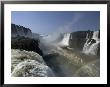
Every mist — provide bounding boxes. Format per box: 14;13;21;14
41;13;84;46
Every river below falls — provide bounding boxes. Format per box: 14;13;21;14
43;47;100;77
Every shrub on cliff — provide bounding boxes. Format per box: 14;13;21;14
11;36;43;56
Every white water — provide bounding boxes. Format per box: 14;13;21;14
59;33;70;47
83;31;100;55
11;49;55;77
12;60;55;77
92;31;99;41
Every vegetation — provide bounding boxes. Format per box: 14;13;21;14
11;36;43;56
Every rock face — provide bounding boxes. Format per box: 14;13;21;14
11;24;44;56
11;23;41;39
11;49;55;77
11;36;43;56
68;30;100;56
57;30;100;56
82;31;100;56
69;31;93;51
11;24;32;37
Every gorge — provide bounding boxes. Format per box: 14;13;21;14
11;24;100;77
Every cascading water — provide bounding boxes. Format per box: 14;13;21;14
82;31;100;55
11;49;55;77
92;31;99;40
11;23;100;77
59;33;70;47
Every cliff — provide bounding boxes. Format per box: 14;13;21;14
57;30;99;56
69;31;94;51
11;24;32;37
11;36;43;56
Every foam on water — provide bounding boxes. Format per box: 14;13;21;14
12;60;55;77
11;49;55;77
83;31;100;55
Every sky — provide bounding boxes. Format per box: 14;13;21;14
11;11;100;35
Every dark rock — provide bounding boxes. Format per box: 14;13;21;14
11;24;32;37
87;39;96;45
98;30;100;39
69;31;93;51
11;36;43;56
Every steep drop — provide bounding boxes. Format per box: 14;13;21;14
82;31;100;55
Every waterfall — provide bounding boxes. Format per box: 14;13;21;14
82;31;100;55
59;33;70;47
92;31;99;40
12;60;55;77
11;49;55;77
